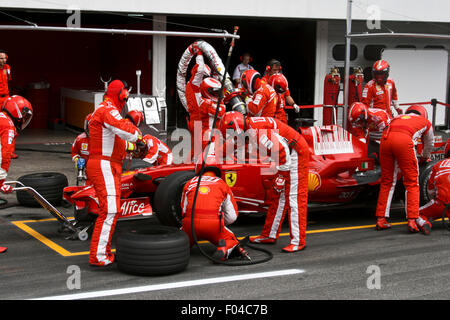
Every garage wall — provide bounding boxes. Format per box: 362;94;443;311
0;23;153;124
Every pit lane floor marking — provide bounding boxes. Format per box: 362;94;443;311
32;269;305;300
11;218;417;257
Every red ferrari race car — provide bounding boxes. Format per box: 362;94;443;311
63;40;447;231
63;120;447;229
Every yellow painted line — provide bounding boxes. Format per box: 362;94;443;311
11;217;418;257
12;221;73;257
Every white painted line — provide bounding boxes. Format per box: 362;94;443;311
32;269;304;300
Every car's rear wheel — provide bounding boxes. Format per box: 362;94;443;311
418;160;439;206
153;171;195;228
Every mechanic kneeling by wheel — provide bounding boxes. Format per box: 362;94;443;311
416;141;450;235
180;150;250;261
220;112;310;253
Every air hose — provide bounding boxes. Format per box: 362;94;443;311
189;27;273;266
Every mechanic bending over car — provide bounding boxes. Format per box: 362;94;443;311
86;79;147;267
125;109;174;166
240;69;277;118
375;104;434;233
220;112;310;253
180;150;250;261
0;95;34;254
416;141;450;235
347;102;391;162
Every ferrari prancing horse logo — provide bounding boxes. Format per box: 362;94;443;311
225;171;237;187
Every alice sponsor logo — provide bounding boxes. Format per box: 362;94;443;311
121;200;145;216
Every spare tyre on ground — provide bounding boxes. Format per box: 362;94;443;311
115;225;190;276
16;172;68;207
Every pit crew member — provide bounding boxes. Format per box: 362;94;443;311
220;112;310;252
0;50;11;108
348;102;391;142
261;59;300;113
86;80;146;266
375;104;434;232
240;69;277;118
195;77;226;152
361;60;402;118
185;45;211;136
0;95;33;253
181;152;249;261
71;113;92;180
416;142;450;235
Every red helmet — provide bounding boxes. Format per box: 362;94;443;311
2;95;33;131
200;77;222;101
106;80;129;110
126;110;144;127
348;102;369;127
268;73;288;94
372;60;390;85
240;69;261;95
445;139;450;158
191;64;211;78
219;111;245;137
405;104;428;119
195;150;221;177
84;112;93;136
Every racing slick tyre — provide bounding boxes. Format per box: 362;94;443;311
115;225;190;276
153;170;196;228
16;172;68;207
419;160;439;206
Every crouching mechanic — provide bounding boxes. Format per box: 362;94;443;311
375;104;434;232
87;80;147;266
125;110;173;166
181;151;249;261
0;95;33;254
220;112;310;252
416;141;450;235
240;69;277;118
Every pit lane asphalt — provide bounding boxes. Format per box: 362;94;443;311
1;130;450;301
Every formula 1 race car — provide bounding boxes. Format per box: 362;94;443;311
62;120;447;229
63;40;447;230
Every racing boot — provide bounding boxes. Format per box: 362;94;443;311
282;244;306;253
375;217;391;230
407;219;420;233
416;217;432;235
0;246;7;253
212;239;228;261
230;235;251;261
249;235;276;244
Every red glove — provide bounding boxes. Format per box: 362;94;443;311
0;184;13;194
273;171;289;193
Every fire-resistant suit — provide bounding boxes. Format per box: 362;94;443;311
375;114;434;221
246;83;278;118
181;174;240;257
349;108;391;142
0;111;16;185
87;94;141;266
186;52;208;135
142;134;173;166
361;79;399;118
71;132;90;162
0;64;11;107
418;158;450;224
247;117;310;252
